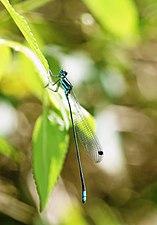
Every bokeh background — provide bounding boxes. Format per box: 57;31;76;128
1;0;157;224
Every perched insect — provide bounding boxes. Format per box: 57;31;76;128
45;69;104;203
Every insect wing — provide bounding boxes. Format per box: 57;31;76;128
70;91;103;163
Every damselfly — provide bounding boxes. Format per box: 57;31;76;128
45;69;104;203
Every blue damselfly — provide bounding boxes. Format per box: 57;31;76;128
45;69;104;203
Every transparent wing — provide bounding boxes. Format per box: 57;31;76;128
69;91;104;163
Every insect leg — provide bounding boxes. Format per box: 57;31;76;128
46;81;60;92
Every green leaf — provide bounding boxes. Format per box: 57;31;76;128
0;0;53;24
83;0;139;39
0;45;11;79
15;52;44;98
0;0;48;71
0;39;50;94
32;112;69;211
0;39;67;115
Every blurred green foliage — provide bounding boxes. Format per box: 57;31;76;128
1;0;157;225
82;0;139;39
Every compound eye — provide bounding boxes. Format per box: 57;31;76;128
59;69;64;75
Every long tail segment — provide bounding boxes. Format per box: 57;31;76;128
66;94;86;203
